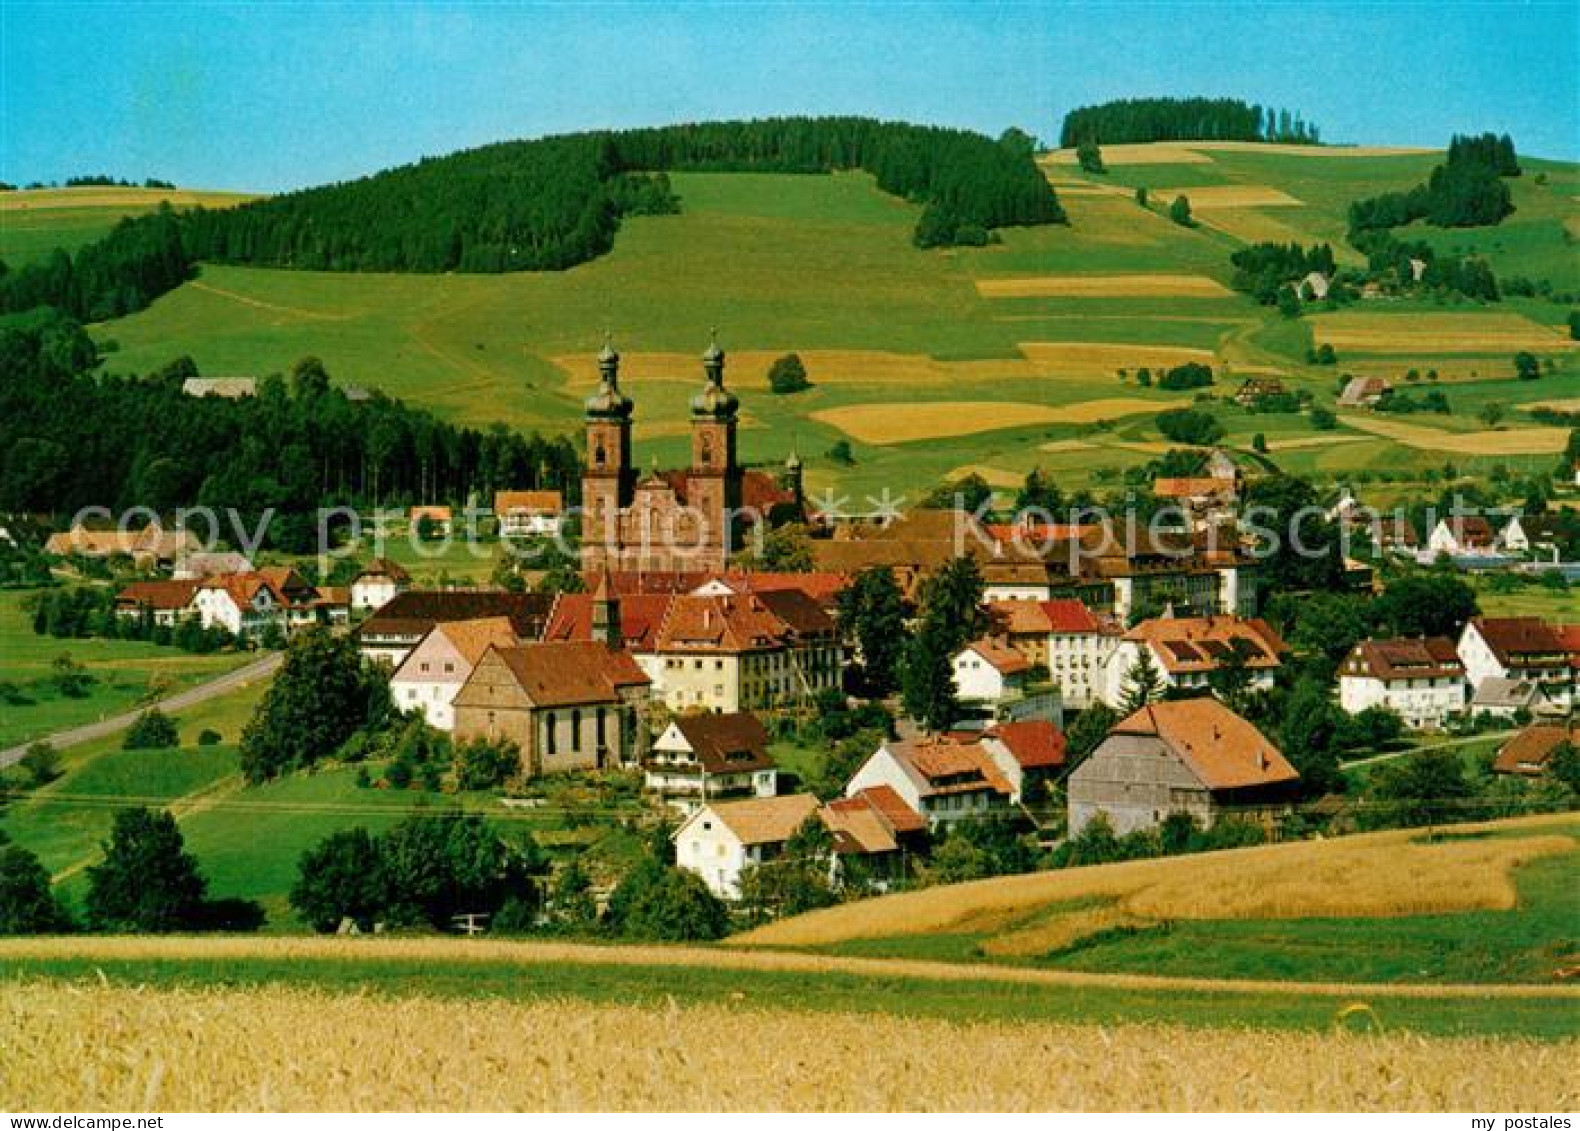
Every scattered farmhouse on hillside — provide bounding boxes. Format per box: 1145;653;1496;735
1337;376;1389;408
44;524;199;568
1427;516;1497;557
1067;699;1300;836
181;377;256;398
1457;616;1579;712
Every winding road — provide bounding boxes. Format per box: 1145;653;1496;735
0;652;282;770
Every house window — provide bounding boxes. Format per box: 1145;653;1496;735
596;707;607;749
571;709;582;752
546;712;557;757
444;662;454;674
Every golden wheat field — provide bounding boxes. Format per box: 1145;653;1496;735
811;398;1162;444
3;981;1573;1112
1308;311;1576;353
946;464;1026;488
737;816;1578;950
1016;340;1218;373
550;349;1035;389
1151;185;1304;209
1338;415;1573;454
1043;144;1216;165
0;187;261;211
974;274;1231;298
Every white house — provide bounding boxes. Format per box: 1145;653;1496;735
1100;614;1285;707
1458;616;1578;711
643;712;778;812
673;793;821;900
952;637;1031;703
844;738;1011;829
1427;516;1497;557
1337;638;1466;730
389;616;520;731
1498;514;1567;558
351;558;411;613
114;580;201;627
495;490;565;539
191;574;285;637
978;720;1066;804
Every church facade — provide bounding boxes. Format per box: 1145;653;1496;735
581;337;806;572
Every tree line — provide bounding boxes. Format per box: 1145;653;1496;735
1348;133;1519;234
1059;98;1320;147
0;118;1065;324
0;308;579;550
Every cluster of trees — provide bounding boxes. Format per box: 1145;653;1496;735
29;586;237;654
1376;388;1452;415
2;119;1065;323
900;557;989;732
1156;361;1214;391
1059;98;1321;147
1228;241;1337;304
1155;406;1224;446
1349;133;1519;234
61;175;177;189
0;311;578;542
767;353;812;395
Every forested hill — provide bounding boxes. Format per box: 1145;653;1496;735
1060;97;1321;147
0;117;1065;323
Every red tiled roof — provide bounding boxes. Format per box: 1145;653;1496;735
115;579;201;611
1471;617;1576;663
848;784;927;834
542;592;674;650
1344;637;1463;682
960;637;1032;675
1493;724;1578;776
989;719;1067;770
1125;615;1285;675
1042;598;1106;634
494;489;563;515
488;641;649;708
1154;477;1235;500
1114;699;1299;792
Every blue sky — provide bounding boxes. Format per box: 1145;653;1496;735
3;2;1576;190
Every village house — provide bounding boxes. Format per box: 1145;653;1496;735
1296;271;1330;302
977;719;1066;804
1427;516;1498;557
181;377;256;398
820;787;927;890
1468;677;1558;721
1498;513;1570;558
351;558;412;612
952;637;1032;704
494;490;565;539
1100;614;1285;707
191;573;286;637
354;589;552;667
844;738;1012;829
1234;376;1287;407
44;524;199;569
389;616;520;731
673;793;822;900
408;505;453;537
1492;723;1578;777
172;551;254;580
1337;376;1389;408
1150;476;1239;533
1457;616;1579;711
451;641;651;777
1337;637;1467;730
643;589;840;714
643;711;778;812
1068;698;1301;836
113;579;202;627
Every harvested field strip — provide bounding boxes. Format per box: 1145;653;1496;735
811;398;1164;445
1308;312;1575;353
1518;398;1580;412
974;275;1230;298
5;981;1573;1112
1338;416;1572;455
1263;434;1369;451
552;350;1034;389
1038;439;1098;453
0;187;260;211
1152;185;1303;209
737;816;1578;949
945;465;1025;488
1017;341;1217;372
3;934;1578;1002
1183;141;1435;157
1042;145;1215;165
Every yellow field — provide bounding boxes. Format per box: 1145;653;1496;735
946;464;1025;488
974;274;1230;298
1339;416;1573;454
1309;311;1576;354
551;349;1033;389
1186;141;1435;157
1263;434;1370;451
1017;341;1217;373
1153;185;1304;209
6;981;1570;1112
1341;357;1524;381
0;186;260;211
1038;438;1098;453
811;398;1163;444
1042;144;1215;165
1519;397;1580;412
738;815;1577;950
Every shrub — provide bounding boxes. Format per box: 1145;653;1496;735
123;709;179;750
18;743;61;787
196;728;223;746
84;808;207;932
1155;407;1224;446
767;353;812;395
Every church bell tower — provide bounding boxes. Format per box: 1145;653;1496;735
582;336;634;567
688;331;742;566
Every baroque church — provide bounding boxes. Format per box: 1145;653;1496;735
581;336;807;572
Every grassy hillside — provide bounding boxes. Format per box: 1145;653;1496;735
0;187;258;267
26;145;1580;497
738;814;1580;985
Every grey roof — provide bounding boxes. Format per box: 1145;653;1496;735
1470;677;1549;709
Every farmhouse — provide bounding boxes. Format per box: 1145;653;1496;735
1337;637;1466;729
1234;376;1287;406
172;551;254;580
1498;513;1570;557
44;524;198;568
844;738;1012;829
451;641;650;776
190;573;286;637
389;616;520;731
674;793;822;900
644;711;778;812
820;788;926;888
978;719;1067;804
350;558;411;612
354;590;552;667
1337;376;1389;408
1457;616;1579;711
1492;723;1578;777
1151;476;1238;531
1468;677;1557;721
113;579;202;627
952;637;1031;704
495;489;564;539
1427;516;1497;557
181;377;255;398
1067;698;1300;836
581;337;807;573
1100;614;1285;707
